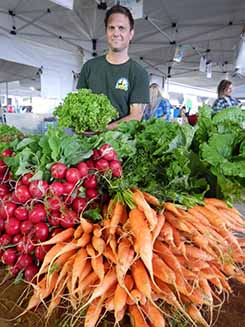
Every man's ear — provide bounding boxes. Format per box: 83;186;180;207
130;29;135;41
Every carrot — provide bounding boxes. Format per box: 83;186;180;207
37;242;65;277
109;200;125;237
78;259;92;282
86;269;117;306
92;235;105;255
143;301;166;327
133;189;158;230
77;232;91;247
80;217;94;233
194;204;225;228
142;191;160;207
152;254;176;285
109;235;117;256
131;259;152;300
47;240;81;276
188;207;212;227
184;245;215;261
153;240;183;273
71;248;88;293
204;197;229;209
130;289;146;305
37;227;74;246
104;244;117;264
187;304;209;327
21;271;59;316
114;275;134;322
73;224;84;239
54;254;76;293
129;304;149;327
76;271;99;299
116;238;135;287
152;213;165;244
86;244;105;282
129;208;154;280
84;297;104;327
159;221;175;246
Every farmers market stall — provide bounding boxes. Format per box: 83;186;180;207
0;88;244;326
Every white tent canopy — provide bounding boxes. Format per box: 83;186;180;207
0;0;244;97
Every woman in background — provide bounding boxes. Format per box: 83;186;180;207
142;83;172;121
212;79;241;112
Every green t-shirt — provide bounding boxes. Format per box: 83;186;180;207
77;55;149;119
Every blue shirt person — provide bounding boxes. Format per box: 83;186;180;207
143;83;172;121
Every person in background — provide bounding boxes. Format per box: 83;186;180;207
142;83;172;121
212;79;241;112
77;4;149;129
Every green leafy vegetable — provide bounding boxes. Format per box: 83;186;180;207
53;89;118;133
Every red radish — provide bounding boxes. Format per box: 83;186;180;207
72;197;87;213
86;188;99;199
0;160;7;176
34;244;51;261
12;233;22;244
14;184;32;203
77;162;88;177
29;204;47;224
95;159;109;172
109;160;122;177
0;234;12;246
51;162;67;179
14;206;28;221
48;211;61;226
83;175;97;189
0;184;9;197
49;181;64;197
10;265;20;276
20;220;33;235
24;265;39;281
17;236;34;254
16;254;33;269
2;249;17;266
35;222;49;241
63;182;75;195
0;201;17;219
86;160;95;170
5;217;20;235
92;149;101;161
65;168;81;184
99;144;117;161
60;210;77;228
0;218;4;231
29;180;48;199
47;198;61;211
1;149;13;157
21;172;33;185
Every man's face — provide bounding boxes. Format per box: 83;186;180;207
106;13;134;53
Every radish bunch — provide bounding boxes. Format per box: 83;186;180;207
0;143;122;281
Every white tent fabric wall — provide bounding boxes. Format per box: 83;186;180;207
0;34;82;100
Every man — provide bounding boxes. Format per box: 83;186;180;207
77;5;149;129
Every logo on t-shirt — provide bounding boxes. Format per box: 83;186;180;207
115;78;129;91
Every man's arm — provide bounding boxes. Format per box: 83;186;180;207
107;103;145;130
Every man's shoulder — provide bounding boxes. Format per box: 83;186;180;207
129;58;147;73
83;55;106;67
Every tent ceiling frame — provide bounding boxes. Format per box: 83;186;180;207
15;9;52;33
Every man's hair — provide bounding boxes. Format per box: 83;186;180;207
217;79;232;97
104;5;134;31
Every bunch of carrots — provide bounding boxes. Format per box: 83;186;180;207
17;189;244;327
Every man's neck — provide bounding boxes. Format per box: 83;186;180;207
106;50;129;65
